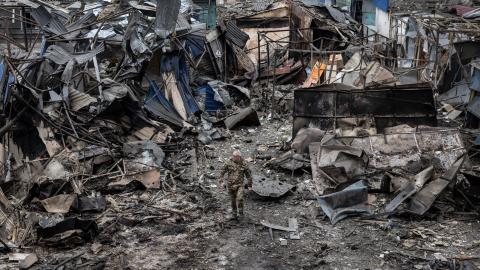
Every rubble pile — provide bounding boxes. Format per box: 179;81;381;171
0;0;479;268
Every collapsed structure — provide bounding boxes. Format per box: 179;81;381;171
0;0;479;268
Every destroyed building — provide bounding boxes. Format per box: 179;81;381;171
0;0;479;269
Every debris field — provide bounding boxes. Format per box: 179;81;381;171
0;0;479;269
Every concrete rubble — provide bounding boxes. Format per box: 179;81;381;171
0;0;479;269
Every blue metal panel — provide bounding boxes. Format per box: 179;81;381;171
160;54;200;117
195;85;224;112
145;79;178;115
183;34;206;59
0;58;14;110
373;0;389;12
144;79;185;128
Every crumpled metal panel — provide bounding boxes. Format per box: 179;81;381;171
225;21;250;48
160;54;200;117
31;6;68;36
408;155;466;215
44;43;105;65
348;129;465;170
253;175;294;198
384;166;433;213
317;181;372;225
144;79;184;130
176;14;192;32
155;0;181;38
68;11;96;30
325;5;346;23
316;145;368;178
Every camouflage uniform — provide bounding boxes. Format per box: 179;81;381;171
220;158;253;217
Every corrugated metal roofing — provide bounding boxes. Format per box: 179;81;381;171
252;0;273;11
31;6;68;36
225;21;250;48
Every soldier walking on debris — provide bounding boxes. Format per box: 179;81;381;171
220;150;253;220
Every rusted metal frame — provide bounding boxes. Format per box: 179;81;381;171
172;37;196;67
257;32;261;78
309;43;313;74
141;16;158;40
333;91;337;130
223;33;227;81
0;107;28;138
433;29;440;91
272;47;277;113
319;38;324;85
88;21;106;48
89;40;103;99
63;101;79;138
14;91;107;146
24;31;41;61
270;47;351;55
257;27;315;34
247;31;348;54
0;33;27;51
266;36;271;101
373;52;437;62
0;6;39;27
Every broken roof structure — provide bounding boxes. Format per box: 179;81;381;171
0;0;479;268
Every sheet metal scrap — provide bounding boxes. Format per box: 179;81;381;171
155;0;181;38
253;175;294;198
317;181;372;225
384;166;434;213
339;128;465;171
224;21;250;48
223;107;260;129
408;155;466;215
37;217;98;247
315;144;369;178
269;151;307;171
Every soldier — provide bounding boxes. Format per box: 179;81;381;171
220;150;253;219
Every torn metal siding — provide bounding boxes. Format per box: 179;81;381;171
30;6;68;36
155;0;181;38
160;54;200;118
44;43;105;65
144;80;185;129
176;14;193;33
292;84;437;137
